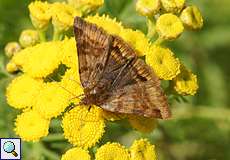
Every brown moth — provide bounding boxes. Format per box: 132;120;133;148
74;16;171;119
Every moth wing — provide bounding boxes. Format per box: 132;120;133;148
74;16;112;90
101;80;171;119
101;36;171;119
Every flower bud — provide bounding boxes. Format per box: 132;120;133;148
29;1;51;30
161;0;185;13
67;0;104;14
6;61;19;73
19;29;39;48
4;42;21;58
136;0;161;17
156;13;184;40
50;2;81;32
180;5;203;30
173;64;198;95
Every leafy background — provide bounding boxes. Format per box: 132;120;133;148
0;0;230;159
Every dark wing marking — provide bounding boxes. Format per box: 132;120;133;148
74;16;112;91
101;80;171;119
100;36;171;119
74;17;171;119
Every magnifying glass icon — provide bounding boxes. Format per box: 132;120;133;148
3;141;18;157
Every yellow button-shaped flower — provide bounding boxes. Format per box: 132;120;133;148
161;0;185;13
61;147;91;160
29;1;51;30
14;41;63;78
6;74;43;109
120;28;150;56
50;2;81;32
34;82;70;119
173;64;198;95
146;45;181;80
130;139;157;160
62;106;105;149
180;5;203;30
95;143;130;160
86;14;123;35
67;0;104;13
136;0;161;16
15;110;50;141
156;13;184;40
60;37;78;69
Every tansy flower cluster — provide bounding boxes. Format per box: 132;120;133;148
4;0;203;159
135;0;202;94
61;139;156;160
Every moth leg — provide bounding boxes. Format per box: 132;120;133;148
65;102;82;112
87;105;92;111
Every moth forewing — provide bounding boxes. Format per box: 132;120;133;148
74;16;171;119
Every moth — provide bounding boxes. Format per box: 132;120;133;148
74;16;171;119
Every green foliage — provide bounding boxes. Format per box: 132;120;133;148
0;0;229;159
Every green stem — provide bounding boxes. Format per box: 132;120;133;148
147;17;156;39
53;28;63;41
42;133;64;142
38;30;46;42
38;142;60;160
41;147;60;160
154;36;164;45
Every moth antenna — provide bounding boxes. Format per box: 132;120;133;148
68;94;84;101
56;72;82;87
45;76;78;97
68;77;82;87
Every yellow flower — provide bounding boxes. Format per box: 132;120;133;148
61;37;78;69
15;110;50;141
59;37;83;103
6;74;43;109
34;83;70;119
85;14;123;35
61;147;91;160
180;5;204;30
13;41;63;78
60;68;83;104
130;139;157;160
28;1;51;30
120;29;150;56
86;15;150;57
173;64;198;95
146;45;180;80
128;115;157;133
156;13;184;40
50;2;82;32
4;42;21;58
6;61;19;73
95;142;130;160
19;29;39;48
136;0;161;17
161;0;185;13
67;0;104;14
11;46;31;67
62;106;105;149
